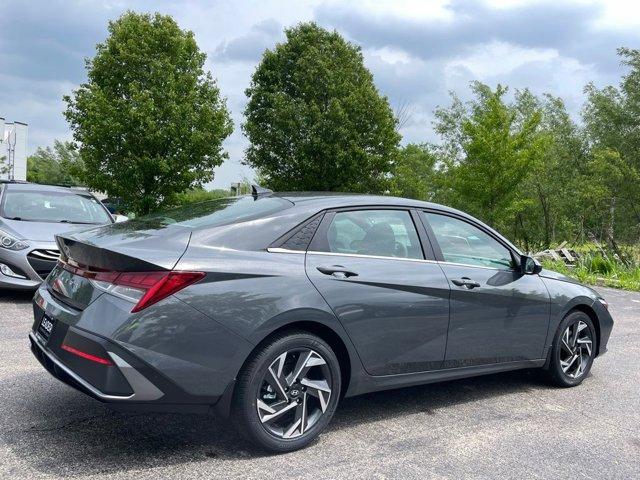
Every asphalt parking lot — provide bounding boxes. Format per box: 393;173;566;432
0;287;638;479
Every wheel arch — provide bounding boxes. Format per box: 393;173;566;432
247;320;353;398
543;297;602;369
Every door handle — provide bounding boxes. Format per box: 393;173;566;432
451;277;481;289
316;265;359;278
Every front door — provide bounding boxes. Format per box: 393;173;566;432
305;209;450;376
421;212;550;368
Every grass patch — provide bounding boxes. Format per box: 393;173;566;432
541;249;640;292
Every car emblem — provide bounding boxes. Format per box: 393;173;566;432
289;389;300;397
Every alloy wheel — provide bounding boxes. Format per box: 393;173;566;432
256;348;332;439
559;320;593;379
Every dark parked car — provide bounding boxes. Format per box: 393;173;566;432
30;189;613;452
0;181;113;289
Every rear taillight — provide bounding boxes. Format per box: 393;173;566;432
123;271;206;313
60;262;205;312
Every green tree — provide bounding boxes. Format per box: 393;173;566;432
389;144;439;201
513;91;587;248
578;149;637;242
64;12;233;215
583;47;640;242
243;22;400;192
27;140;84;185
433;82;545;230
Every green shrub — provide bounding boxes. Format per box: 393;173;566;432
173;188;230;206
583;254;615;275
541;249;640;292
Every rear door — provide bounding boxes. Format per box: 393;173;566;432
420;211;550;367
305;208;450;376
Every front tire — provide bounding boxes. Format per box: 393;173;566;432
544;311;597;387
232;331;341;453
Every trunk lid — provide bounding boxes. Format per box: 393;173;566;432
48;222;192;310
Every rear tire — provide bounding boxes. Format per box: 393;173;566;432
232;331;341;453
544;311;597;387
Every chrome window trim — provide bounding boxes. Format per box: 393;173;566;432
306;250;437;264
267;247;305;254
268;247;516;271
437;260;514;272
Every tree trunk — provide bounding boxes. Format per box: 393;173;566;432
607;196;616;244
535;184;551;248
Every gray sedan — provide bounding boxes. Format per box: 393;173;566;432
0;181;113;289
29;189;613;453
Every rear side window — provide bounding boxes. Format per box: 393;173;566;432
423;212;513;269
143;196;293;228
319;210;423;260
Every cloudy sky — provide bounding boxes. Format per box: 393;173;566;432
1;0;639;187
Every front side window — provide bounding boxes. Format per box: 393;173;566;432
424;212;513;269
322;209;423;259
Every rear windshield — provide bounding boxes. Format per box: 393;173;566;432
142;196;293;228
1;189;112;224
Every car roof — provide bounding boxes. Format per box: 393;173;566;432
2;182;93;195
276;192;460;214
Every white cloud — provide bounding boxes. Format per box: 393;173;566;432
446;41;559;78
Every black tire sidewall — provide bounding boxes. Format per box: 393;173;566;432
550;311;597;387
234;332;342;453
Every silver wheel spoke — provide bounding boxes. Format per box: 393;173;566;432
301;378;331;412
258;399;298;424
561;354;578;373
561;337;573;354
288;350;326;386
283;418;302;438
577;338;592;355
266;352;289;399
288;350;313;386
284;392;309;438
577;352;584;376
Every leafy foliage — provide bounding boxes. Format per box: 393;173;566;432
431;82;546;231
243;22;400;193
64;12;233;215
27;140;84;186
172;187;230;206
389;144;439;201
392;49;640;252
582;47;640;242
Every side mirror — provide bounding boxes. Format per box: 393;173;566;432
521;255;542;275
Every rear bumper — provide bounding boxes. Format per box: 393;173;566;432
30;332;162;402
29;327;225;415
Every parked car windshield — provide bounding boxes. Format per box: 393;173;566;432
142;195;293;228
1;189;112;224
